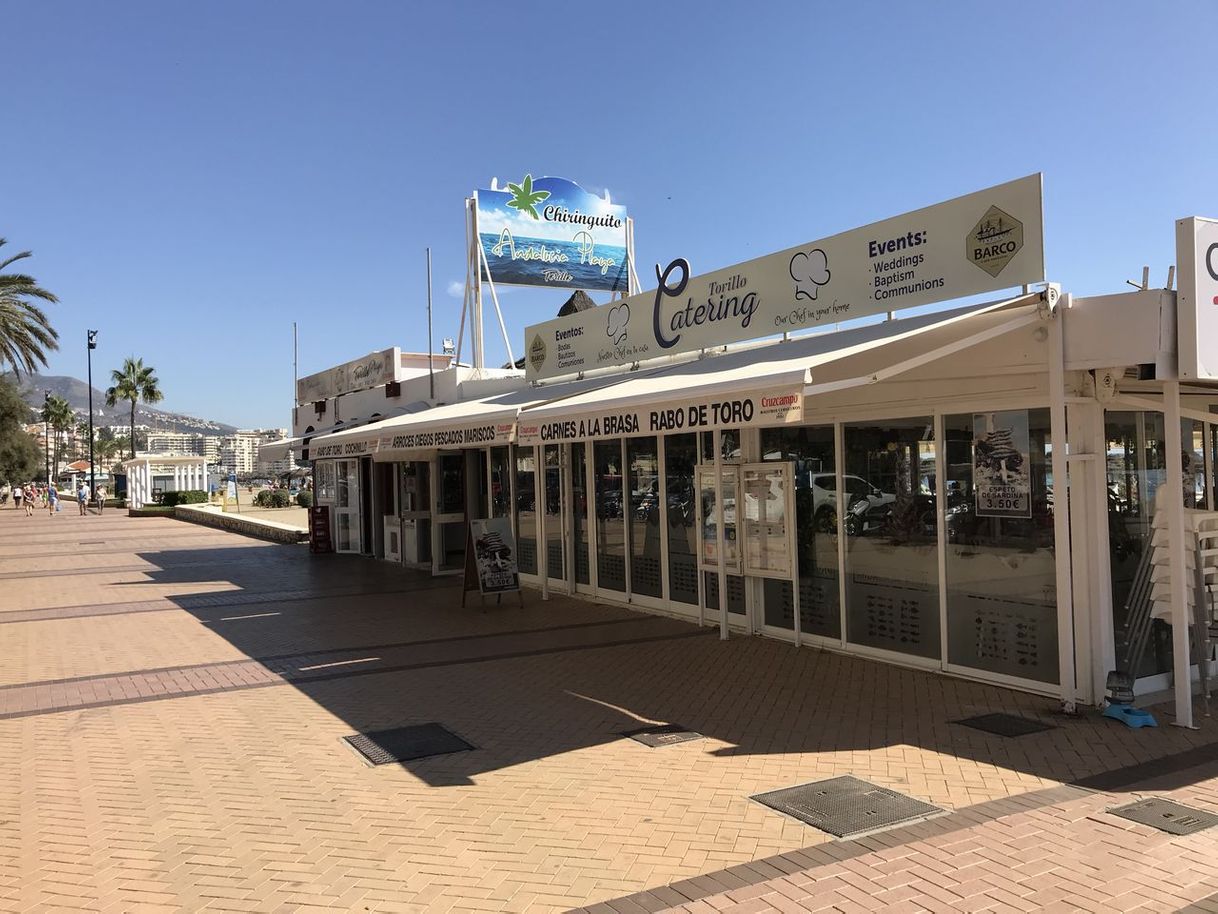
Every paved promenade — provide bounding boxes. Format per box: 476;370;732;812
1;509;1215;912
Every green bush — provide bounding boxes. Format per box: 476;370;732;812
296;490;313;508
253;489;293;508
160;490;208;507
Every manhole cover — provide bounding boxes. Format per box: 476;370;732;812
955;713;1055;737
343;723;473;765
752;775;943;838
1110;798;1218;836
624;724;704;748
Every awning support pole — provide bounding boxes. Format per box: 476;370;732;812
1164;378;1194;728
714;429;728;641
536;444;548;601
1048;296;1078;713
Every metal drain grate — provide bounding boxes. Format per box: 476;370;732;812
955;713;1056;737
344;723;473;765
1110;798;1218;836
752;775;943;838
624;724;704;748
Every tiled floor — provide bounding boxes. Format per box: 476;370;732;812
1;509;1215;912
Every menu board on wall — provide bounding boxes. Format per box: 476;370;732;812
741;463;794;579
972;410;1032;518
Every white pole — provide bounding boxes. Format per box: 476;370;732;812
1164;378;1194;728
426;248;435;401
478;245;516;368
714;429;728;641
1048;298;1078;713
472;193;485;372
536;445;548;600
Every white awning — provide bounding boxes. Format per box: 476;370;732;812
516;294;1041;445
307;376;618;462
258;437;301;462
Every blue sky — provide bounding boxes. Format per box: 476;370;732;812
5;1;1216;428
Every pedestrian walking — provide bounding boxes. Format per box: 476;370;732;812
77;481;89;515
24;484;35;516
96;484;107;515
13;484;23;512
47;484;59;517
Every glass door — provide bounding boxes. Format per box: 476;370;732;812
594;439;626;594
400;460;431;567
334;458;362;554
543;445;564;582
571;443;591;590
433;452;466;573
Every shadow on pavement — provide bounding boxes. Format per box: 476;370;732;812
121;542;1218;790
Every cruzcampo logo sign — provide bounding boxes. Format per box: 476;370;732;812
476;174;629;293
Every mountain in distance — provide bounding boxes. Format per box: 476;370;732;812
5;372;238;435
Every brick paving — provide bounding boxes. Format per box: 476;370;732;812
0;508;1216;912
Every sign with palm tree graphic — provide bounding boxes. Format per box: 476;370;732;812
476;175;628;292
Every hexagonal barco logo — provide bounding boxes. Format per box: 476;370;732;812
966;205;1023;278
528;333;547;372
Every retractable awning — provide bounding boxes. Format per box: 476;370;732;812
306;376;620;461
516;293;1043;445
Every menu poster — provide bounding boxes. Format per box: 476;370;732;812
973;410;1032;518
468;517;521;594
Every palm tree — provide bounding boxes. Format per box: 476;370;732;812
41;393;74;478
105;358;163;460
0;239;59;376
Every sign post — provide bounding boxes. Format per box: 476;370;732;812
461;517;523;609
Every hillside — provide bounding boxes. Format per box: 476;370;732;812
5;373;237;434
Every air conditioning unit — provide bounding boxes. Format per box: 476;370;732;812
314;400;326;415
385;381;401;398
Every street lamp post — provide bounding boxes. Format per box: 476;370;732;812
42;390;50;484
87;330;98;508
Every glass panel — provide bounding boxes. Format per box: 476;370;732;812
437;453;464;515
627;437;662;598
1185;419;1205;509
336;460;351;508
514;446;537;575
844;418;940;659
400;461;429;513
571;443;590;585
490;447;511;518
761;425;839;637
665;434;698;605
594;439;626;592
544;445;564;580
336;512;352;551
1106;411;1171;677
315;460;336;502
944;410;1058;683
699;429;744;612
474;450;489;518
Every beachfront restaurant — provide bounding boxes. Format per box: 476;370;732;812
305;284;1217;725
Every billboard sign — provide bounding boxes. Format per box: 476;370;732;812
1176;216;1218;380
477;175;628;293
523;175;1044;381
296;347;399;404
